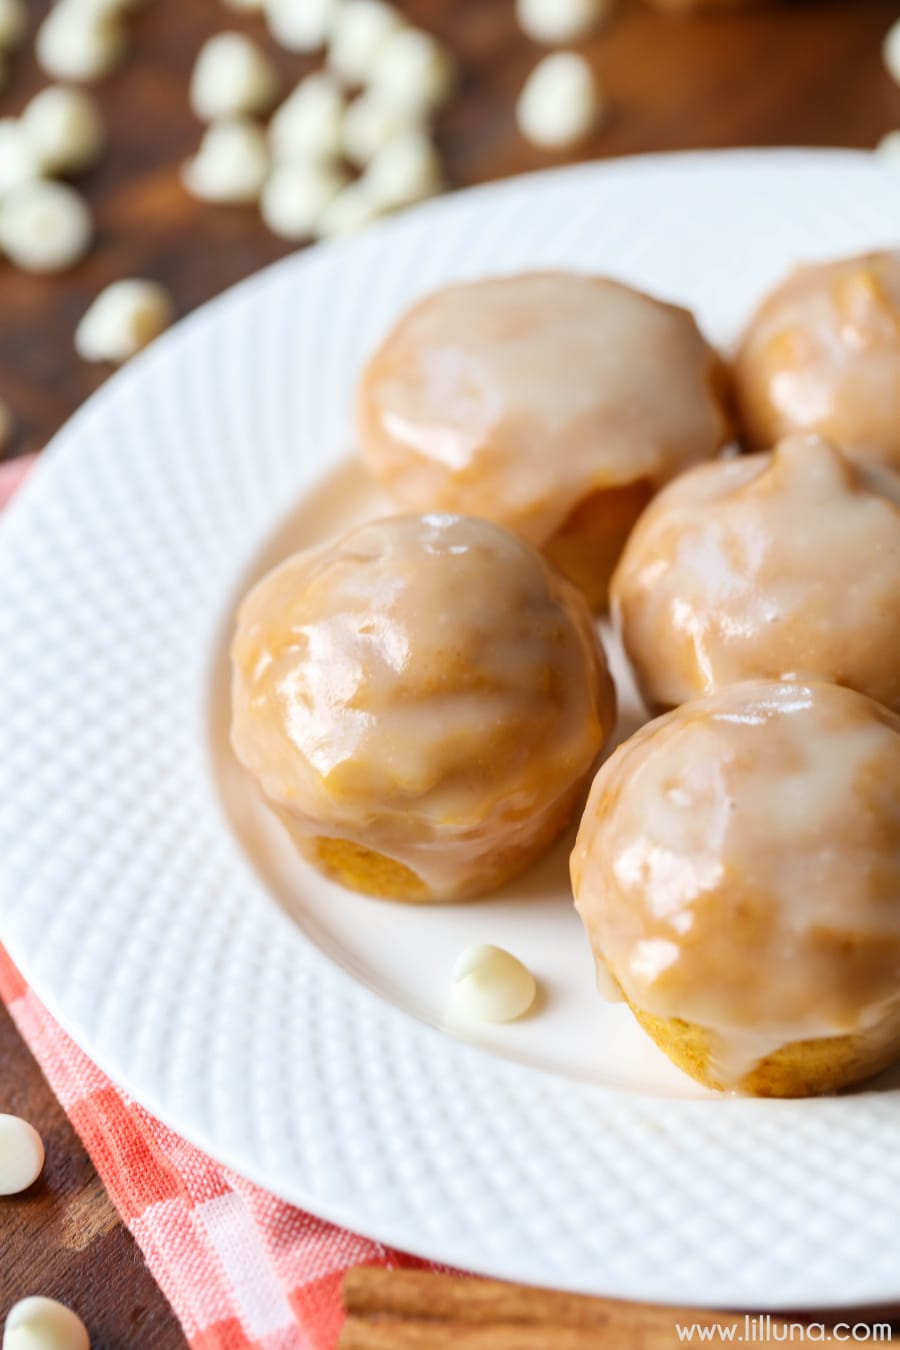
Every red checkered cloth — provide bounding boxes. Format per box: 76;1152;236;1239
0;455;435;1350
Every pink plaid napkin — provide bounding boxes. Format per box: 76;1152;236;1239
0;455;436;1350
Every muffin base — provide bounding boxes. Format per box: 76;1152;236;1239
544;480;653;610
631;1004;900;1098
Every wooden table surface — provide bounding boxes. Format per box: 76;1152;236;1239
2;1;899;1344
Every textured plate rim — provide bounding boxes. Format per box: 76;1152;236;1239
2;148;900;1311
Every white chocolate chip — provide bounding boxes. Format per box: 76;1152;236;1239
0;399;12;454
447;945;537;1024
35;2;128;83
3;1297;90;1350
517;51;604;149
264;0;340;53
342;90;420;166
0;119;43;198
269;73;345;162
875;130;900;166
327;1;404;86
190;32;280;122
75;279;175;364
182;118;269;204
362;127;441;209
0;180;92;272
315;179;380;238
0;0;26;51
884;18;900;86
0;1114;44;1195
261;160;347;239
369;27;456;114
516;0;609;45
21;87;105;176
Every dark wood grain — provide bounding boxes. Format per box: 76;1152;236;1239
1;1;899;1344
0;1000;185;1347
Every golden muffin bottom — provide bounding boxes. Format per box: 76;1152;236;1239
630;1005;900;1098
280;776;586;903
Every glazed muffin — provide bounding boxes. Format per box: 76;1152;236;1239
357;272;731;608
734;250;900;470
231;513;616;902
571;681;900;1097
611;433;900;714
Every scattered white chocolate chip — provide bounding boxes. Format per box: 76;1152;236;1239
327;0;404;87
0;400;12;454
35;2;128;83
369;27;456;114
264;0;340;53
3;1297;89;1350
0;180;93;272
342;90;420;166
261;160;347;239
315;179;380;238
0;0;26;51
21;86;106;176
190;32;280;123
75;279;175;364
362;127;441;210
0;119;42;198
447;945;537;1024
182;118;270;204
884;18;900;86
875;130;900;167
516;0;609;45
517;51;604;149
269;73;345;163
0;1114;45;1196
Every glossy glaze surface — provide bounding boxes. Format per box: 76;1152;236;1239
611;434;900;711
231;512;616;899
734;250;900;468
357;272;730;546
572;681;900;1087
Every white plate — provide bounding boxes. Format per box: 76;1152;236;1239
3;150;900;1311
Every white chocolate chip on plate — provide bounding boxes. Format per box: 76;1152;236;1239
0;119;43;198
0;0;27;51
261;160;347;240
0;1114;44;1195
182;119;270;204
21;87;106;177
75;280;175;364
268;73;345;163
368;27;456;114
447;944;537;1024
327;0;405;87
264;0;340;54
516;0;609;45
0;180;93;273
517;51;605;149
190;32;281;122
35;2;129;83
3;1297;90;1350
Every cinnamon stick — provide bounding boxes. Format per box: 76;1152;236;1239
339;1317;618;1349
